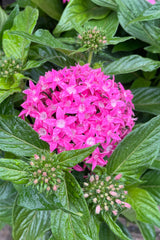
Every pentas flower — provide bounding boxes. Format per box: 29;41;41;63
28;152;64;193
146;0;156;3
20;64;135;170
78;27;107;53
83;173;131;216
0;55;22;78
63;0;70;3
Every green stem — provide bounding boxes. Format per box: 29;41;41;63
88;51;93;65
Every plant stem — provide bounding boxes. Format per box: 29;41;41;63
88;51;93;65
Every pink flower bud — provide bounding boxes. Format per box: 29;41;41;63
103;40;107;44
84;193;89;198
90;175;94;182
124;191;128;195
51;167;56;172
52;174;56;177
111;201;114;205
93;198;97;203
33;172;37;176
37;169;41;174
89;34;92;38
115;174;122;180
57;178;61;183
106;176;111;182
95;175;99;181
30;161;34;166
107;196;111;201
45;179;48;183
96;189;101;193
53;185;57;191
100;194;104;198
34;154;39;160
43;172;47;177
109;191;118;197
41;155;46;160
112;210;118;216
104;206;108;211
115;199;122;204
78;34;82;39
100;181;104;186
119;185;124;189
46;186;50;191
95;205;101;214
84;182;88;186
34;179;38;184
124;202;131;209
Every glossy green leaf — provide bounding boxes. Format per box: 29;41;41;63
101;213;131;240
90;0;117;10
115;0;160;47
57;144;99;168
107;36;133;45
17;186;63;210
3;6;38;61
132;87;160;115
11;29;74;54
12;203;50;240
51;172;92;240
99;221;132;240
0;88;21;104
23;59;55;70
140;170;160;205
107;115;160;176
0;180;17;224
0;7;8;31
130;78;151;89
137;221;155;240
103;55;160;75
0;5;19;48
31;0;63;20
53;0;108;35
127;187;160;227
0;158;29;184
130;3;160;22
29;45;76;68
0;115;49;156
151;150;160;170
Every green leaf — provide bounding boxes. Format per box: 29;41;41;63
127;187;160;228
3;6;38;61
0;5;19;48
129;3;160;22
0;7;8;31
11;29;74;54
57;144;99;168
31;0;63;20
51;172;92;240
107;115;160;176
132;87;160;115
17;186;63;210
0;180;17;224
53;0;109;35
103;55;160;75
0;158;29;184
12;202;50;240
151;150;160;170
90;0;117;10
139;169;160;205
23;59;54;70
115;0;160;47
137;221;155;240
0;115;49;157
101;213;131;240
0;88;21;104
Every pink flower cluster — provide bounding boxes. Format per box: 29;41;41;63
146;0;156;4
63;0;70;3
20;64;135;170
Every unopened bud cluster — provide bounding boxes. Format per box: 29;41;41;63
29;152;64;193
0;55;22;78
83;173;131;216
77;27;107;53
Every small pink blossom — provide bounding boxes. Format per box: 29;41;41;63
146;0;156;4
63;0;70;3
95;205;101;214
115;174;122;180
